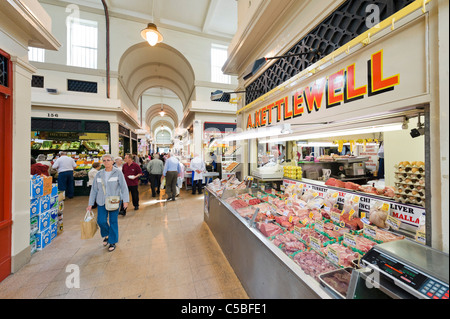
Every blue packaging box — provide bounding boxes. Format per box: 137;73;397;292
49;195;58;210
30;175;44;199
36;227;51;250
50;222;57;241
51;184;58;197
38;210;51;232
39;195;50;213
49;208;58;224
30;216;38;235
30;198;40;218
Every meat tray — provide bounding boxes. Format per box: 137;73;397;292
318;267;353;299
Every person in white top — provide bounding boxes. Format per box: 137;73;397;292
190;153;206;195
52;151;77;199
88;162;101;208
114;157;123;171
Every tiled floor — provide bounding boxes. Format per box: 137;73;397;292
0;186;248;299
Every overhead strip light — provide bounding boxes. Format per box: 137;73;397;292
259;123;403;144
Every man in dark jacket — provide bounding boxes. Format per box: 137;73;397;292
122;153;143;211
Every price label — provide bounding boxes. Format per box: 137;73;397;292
302;218;309;225
331;212;340;224
360;212;366;219
272;189;276;195
332;192;339;198
309;236;321;251
293;226;303;240
415;231;426;245
280;185;286;191
313;192;319;198
315;220;324;232
381;202;390;212
348;209;356;218
260;185;265;192
268;197;273;204
327;246;340;265
386;215;401;230
364;224;377;238
257;191;262;199
309;212;314;219
344;233;357;248
353;195;360;203
283;210;289;217
289;215;293;223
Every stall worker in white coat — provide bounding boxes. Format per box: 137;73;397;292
190;153;206;195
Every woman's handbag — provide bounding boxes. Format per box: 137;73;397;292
81;210;98;239
101;176;121;211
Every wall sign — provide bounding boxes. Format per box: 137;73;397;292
246;49;399;129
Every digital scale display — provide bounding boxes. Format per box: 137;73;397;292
363;250;449;299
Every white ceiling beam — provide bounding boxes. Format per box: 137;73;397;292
202;0;219;33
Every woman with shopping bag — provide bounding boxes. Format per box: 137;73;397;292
87;154;129;252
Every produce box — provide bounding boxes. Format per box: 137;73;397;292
30;175;44;199
39;195;51;213
30;198;40;218
38;210;51;232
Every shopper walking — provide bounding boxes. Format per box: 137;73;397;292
88;162;101;208
146;153;164;197
190;153;206;195
52;151;77;199
31;157;50;176
114;157;123;171
122;153;142;210
87;154;129;252
162;152;181;202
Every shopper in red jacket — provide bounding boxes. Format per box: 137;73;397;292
122;153;143;211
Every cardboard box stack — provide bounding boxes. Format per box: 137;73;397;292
30;175;64;255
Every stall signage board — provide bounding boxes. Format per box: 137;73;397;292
283;178;424;231
241;17;428;130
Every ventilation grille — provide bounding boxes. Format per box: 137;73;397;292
31;75;44;88
67;79;98;93
84;121;110;133
245;0;415;104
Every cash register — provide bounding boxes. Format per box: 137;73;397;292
347;239;449;299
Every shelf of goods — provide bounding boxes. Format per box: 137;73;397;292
204;176;414;299
393;161;425;207
283;166;302;180
30;175;64;255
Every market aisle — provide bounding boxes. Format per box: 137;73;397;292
0;186;248;299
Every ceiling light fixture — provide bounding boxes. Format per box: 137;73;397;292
243;48;320;80
141;1;163;46
210;89;262;102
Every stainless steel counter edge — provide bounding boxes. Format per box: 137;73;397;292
205;186;333;299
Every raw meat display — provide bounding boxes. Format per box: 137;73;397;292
296;228;330;246
345;182;360;190
248;198;262;205
325;178;337;186
272;232;305;254
321;269;352;297
230;199;249;210
322;243;359;267
293;251;337;280
375;228;405;242
253;202;273;214
236;206;257;218
340;213;364;230
257;222;284;237
354;236;377;253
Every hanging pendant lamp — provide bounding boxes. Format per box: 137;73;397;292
141;23;163;46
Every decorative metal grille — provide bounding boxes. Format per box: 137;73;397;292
0;54;8;88
245;0;415;104
31;75;44;88
84;121;110;133
67;79;98;93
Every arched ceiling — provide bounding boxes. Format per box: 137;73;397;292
119;42;195;108
145;103;179;128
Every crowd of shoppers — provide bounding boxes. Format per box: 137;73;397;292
30;150;207;252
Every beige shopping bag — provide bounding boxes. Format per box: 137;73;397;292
81;210;98;239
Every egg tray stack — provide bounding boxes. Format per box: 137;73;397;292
283;166;302;180
393;161;425;207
